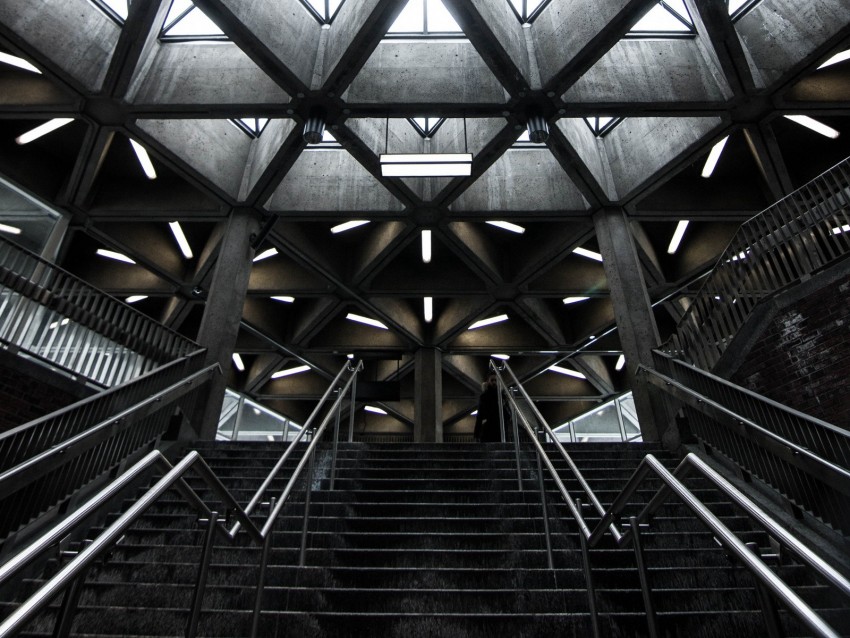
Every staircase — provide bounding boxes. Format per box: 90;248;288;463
3;441;849;637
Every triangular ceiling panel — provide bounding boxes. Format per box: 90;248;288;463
306;307;410;349
446;306;551;350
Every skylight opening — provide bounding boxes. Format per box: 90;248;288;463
583;117;622;138
299;0;345;24
161;0;227;41
513;130;546;148
507;0;552;24
386;0;463;38
627;1;695;38
409;117;446;138
230;118;270;139
89;0;128;24
728;0;762;21
306;129;342;149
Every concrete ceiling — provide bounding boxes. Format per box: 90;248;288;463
0;0;849;433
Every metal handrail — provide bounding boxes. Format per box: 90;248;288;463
491;360;849;638
0;359;363;638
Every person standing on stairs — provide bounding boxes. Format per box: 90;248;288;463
474;373;509;442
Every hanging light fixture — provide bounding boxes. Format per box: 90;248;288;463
381;117;473;177
303;110;326;144
526;113;549;144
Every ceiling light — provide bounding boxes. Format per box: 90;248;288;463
423;296;433;323
0;52;40;73
831;224;850;235
486;221;525;234
232;353;245;372
253;247;278;262
615;354;626;371
421;229;432;264
701;136;728;178
271;295;295;303
96;248;135;264
364;405;387;414
667;220;690;254
0;223;22;235
168;221;192;259
491;353;510;360
271;364;311;379
784;115;840;139
573;247;603;262
331;220;369;234
563;296;589;305
819;50;850;69
346;313;388;330
15;118;73;145
527;113;549;144
130;139;157;180
549;365;586;379
49;318;70;330
380;153;472;177
471;409;478;415
468;314;508;330
125;295;148;304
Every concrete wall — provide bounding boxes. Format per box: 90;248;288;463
556;118;613;199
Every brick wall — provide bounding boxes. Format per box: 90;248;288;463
731;272;850;430
0;351;93;433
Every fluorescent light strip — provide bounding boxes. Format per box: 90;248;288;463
168;221;193;259
468;314;508;330
49;318;70;330
701;136;728;178
15;118;73;145
819;50;850;69
271;364;311;379
346;313;388;330
0;223;22;235
549;365;586;379
562;296;589;305
364;405;387;415
0;52;40;74
130;139;157;180
380;153;472;177
486;220;525;234
423;296;433;323
831;224;850;235
253;247;278;262
232;353;245;372
271;295;295;303
667;220;690;254
96;248;135;264
784;115;840;139
331;220;369;234
491;353;510;360
615;354;626;371
125;295;148;304
573;247;603;262
421;230;432;264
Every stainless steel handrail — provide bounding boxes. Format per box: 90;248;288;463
491;360;849;638
0;359;363;638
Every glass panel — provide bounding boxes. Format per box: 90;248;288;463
163;0;193;28
0;177;63;255
571;402;623;442
426;0;462;33
728;0;749;14
630;3;692;33
163;6;225;37
663;0;692;23
216;390;241;440
101;0;128;19
388;0;424;33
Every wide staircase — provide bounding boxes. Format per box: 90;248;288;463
3;440;848;637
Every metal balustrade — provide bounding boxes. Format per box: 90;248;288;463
663;156;850;370
0;237;199;388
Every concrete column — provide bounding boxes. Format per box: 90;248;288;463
593;207;676;447
194;207;262;439
414;348;443;443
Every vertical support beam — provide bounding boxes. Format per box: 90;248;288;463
194;207;262;440
414;347;442;443
593;207;675;446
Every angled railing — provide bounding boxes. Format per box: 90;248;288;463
492;360;850;638
0;236;199;388
663;156;850;370
0;351;214;545
647;350;850;535
0;359;363;638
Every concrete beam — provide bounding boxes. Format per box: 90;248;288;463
443;221;502;285
352;221;409;283
743;124;794;200
238;118;299;204
515;296;566;344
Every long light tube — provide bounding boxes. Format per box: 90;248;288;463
380;153;472;177
15;118;73;145
423;296;433;323
615;354;626;371
819;50;850;69
486;220;525;234
130;139;157;179
784;115;840;139
168;221;193;259
468;314;508;330
701;136;728;178
232;353;245;371
421;230;432;264
573;247;603;262
96;248;135;264
364;405;387;414
562;296;589;305
253;247;278;262
667;220;690;254
271;364;311;379
125;295;148;303
271;295;295;303
491;353;510;360
346;313;388;330
549;365;586;379
832;224;850;235
331;220;369;234
0;223;22;235
0;53;40;73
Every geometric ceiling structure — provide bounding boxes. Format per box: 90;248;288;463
1;0;849;435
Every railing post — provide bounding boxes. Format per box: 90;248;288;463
615;398;628;442
511;393;523;492
282;417;289;442
498;383;507;443
630;516;658;638
51;541;92;638
251;498;275;638
330;389;342;490
232;395;246;441
347;370;358;443
186;510;219;638
299;448;316;567
536;449;554;570
577;499;600;638
746;541;783;638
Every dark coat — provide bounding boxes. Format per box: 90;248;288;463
474;385;504;442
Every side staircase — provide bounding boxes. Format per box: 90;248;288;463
3;441;848;637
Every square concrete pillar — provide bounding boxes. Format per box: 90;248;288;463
414;348;443;443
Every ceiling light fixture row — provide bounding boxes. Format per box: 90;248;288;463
380;117;472;177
